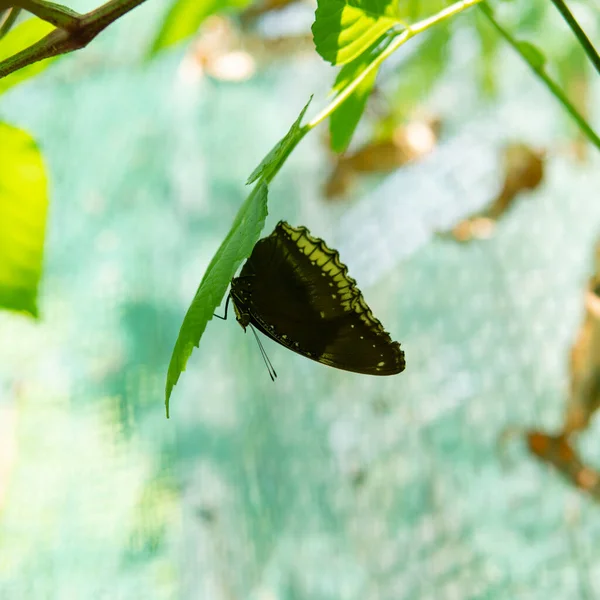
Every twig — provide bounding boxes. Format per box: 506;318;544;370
0;0;150;80
0;7;21;39
549;0;600;77
479;2;600;153
14;0;81;29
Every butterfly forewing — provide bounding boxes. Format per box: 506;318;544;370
229;221;405;375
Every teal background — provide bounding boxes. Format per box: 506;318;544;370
1;5;600;598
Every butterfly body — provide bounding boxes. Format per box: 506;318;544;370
227;221;405;376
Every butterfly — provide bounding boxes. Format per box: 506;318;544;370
216;221;405;378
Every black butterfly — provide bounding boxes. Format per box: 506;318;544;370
216;221;405;377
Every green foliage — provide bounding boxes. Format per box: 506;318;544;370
148;0;251;57
0;18;55;95
312;0;403;65
330;66;378;152
246;97;312;184
0;122;48;317
329;36;392;152
165;181;269;416
331;35;390;94
398;0;454;22
516;40;546;70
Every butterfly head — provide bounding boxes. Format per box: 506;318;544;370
230;279;251;332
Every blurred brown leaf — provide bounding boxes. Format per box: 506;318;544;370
527;431;600;499
323;116;440;200
564;240;600;435
181;15;314;82
566;74;589;163
442;142;545;243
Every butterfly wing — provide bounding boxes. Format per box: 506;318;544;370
231;221;405;375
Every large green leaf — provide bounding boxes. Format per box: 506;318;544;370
312;0;403;65
148;0;251;57
165;181;269;416
0;122;48;317
0;18;56;95
246;97;312;185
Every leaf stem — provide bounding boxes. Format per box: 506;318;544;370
549;0;600;77
478;2;600;152
307;0;484;129
0;0;150;80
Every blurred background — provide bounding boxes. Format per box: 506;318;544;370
1;0;600;597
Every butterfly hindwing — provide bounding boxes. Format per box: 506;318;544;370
229;221;405;375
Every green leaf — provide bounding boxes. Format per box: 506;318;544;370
0;18;56;95
0;122;48;317
246;97;312;185
165;181;269;416
148;0;251;57
516;40;546;70
330;66;378;152
331;34;391;93
312;0;403;65
398;0;454;22
328;36;392;152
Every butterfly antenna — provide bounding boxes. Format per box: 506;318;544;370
249;325;277;381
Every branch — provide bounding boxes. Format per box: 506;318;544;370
549;0;600;77
13;0;81;29
479;2;600;153
0;0;150;80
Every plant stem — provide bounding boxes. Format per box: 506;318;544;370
0;0;150;80
0;7;21;38
549;0;600;76
307;0;484;129
479;2;600;152
14;0;81;29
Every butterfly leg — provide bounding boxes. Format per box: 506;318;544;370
213;294;231;320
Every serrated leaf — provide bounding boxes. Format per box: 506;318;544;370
148;0;251;57
516;40;546;70
165;181;269;416
246;97;312;185
0;18;56;95
312;0;403;65
0;122;48;317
